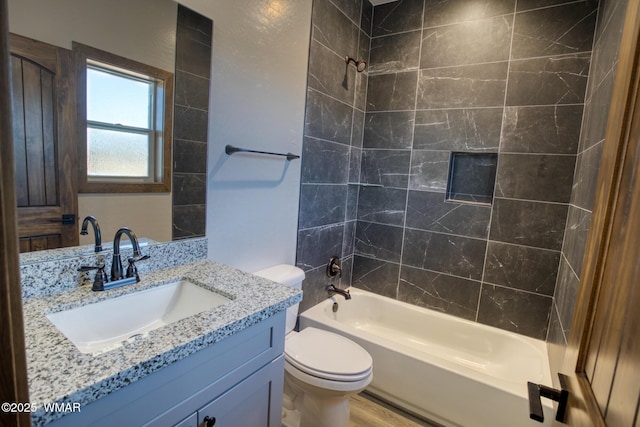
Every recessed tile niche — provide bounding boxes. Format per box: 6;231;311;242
446;152;498;205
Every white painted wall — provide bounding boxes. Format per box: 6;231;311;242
177;0;311;272
8;0;175;244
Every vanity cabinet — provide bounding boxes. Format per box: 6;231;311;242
48;311;285;427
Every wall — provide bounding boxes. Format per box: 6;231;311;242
298;0;600;339
9;0;176;244
295;0;373;311
178;0;312;272
548;0;628;374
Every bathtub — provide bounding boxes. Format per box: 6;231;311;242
299;288;553;427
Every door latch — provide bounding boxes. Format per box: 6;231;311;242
527;373;569;423
50;214;76;225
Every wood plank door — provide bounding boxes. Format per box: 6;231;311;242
555;1;640;425
9;34;77;252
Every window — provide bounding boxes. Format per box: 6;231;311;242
75;43;173;193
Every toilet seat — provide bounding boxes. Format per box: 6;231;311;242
285;327;373;382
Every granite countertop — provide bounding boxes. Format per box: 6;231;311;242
23;260;302;426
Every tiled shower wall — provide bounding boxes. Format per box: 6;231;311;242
172;6;212;240
296;0;372;312
548;0;627;375
350;0;597;340
297;0;600;340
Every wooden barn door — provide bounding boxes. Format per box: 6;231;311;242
9;34;77;252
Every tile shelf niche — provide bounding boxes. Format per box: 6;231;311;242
446;152;498;206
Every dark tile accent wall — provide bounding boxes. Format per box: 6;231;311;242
351;0;596;341
172;6;212;240
547;0;627;379
296;0;371;308
297;0;606;342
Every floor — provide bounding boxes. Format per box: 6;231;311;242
349;393;439;427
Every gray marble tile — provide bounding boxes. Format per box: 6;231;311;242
547;304;567;375
346;184;359;221
298;184;348;229
447;153;498;204
361;0;373;36
343;220;357;257
363;111;415;149
590;0;625;88
562;206;592;278
312;0;359;58
369;30;421;74
413;108;502;151
366;71;418;111
349;146;362;183
424;0;516;28
555;256;580;337
361;149;411;188
358;29;371;70
174;105;208;142
372;0;424;36
409;150;450;192
484;242;560;295
477;284;552;339
489;198;569;250
351;255;399;298
355;72;368;111
301;137;350;184
506;53;590;106
495;153;576;203
308;39;356;105
511;1;597;59
402;228;487;280
172;205;206;239
417;62;509;109
357;187;407;226
500;105;583;154
399;265;481;321
406;190;491;238
581;70;615;152
175;71;210;111
355;221;404;263
571;141;604;211
304;89;353;145
517;0;592;12
297;223;344;271
175;22;212;79
420;15;513;69
331;0;362;25
299;266;333;313
177;5;212;47
173;140;207;174
352;109;365;148
173;173;206;205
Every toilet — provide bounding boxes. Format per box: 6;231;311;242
254;264;373;427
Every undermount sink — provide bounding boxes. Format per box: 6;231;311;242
46;280;231;354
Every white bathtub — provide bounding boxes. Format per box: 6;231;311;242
299;288;553;427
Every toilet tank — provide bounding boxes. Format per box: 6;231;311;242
253;264;305;333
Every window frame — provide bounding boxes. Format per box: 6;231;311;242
74;42;173;193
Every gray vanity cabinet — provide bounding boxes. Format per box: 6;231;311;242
48;311;286;427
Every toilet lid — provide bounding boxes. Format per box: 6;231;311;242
285;328;372;381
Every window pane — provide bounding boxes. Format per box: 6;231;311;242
87;67;151;128
87;128;149;177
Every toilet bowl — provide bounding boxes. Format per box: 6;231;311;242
254;265;373;427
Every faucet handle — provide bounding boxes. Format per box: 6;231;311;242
126;255;149;282
129;254;150;263
78;264;108;291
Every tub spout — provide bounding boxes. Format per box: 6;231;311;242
327;284;351;300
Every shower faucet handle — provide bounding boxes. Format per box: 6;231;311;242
326;256;342;278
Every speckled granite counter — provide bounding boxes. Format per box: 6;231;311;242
23;260;301;426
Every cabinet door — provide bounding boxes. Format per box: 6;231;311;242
198;356;284;427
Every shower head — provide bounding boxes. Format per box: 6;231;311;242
345;55;367;72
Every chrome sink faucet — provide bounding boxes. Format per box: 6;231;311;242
111;227;149;281
80;215;102;253
327;284;351;300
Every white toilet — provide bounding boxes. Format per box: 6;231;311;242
254;264;373;427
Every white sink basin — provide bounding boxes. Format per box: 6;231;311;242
46;280;230;354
